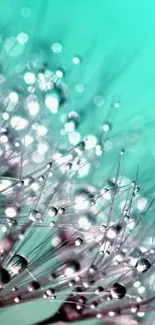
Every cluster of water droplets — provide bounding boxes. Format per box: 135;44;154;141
0;29;154;325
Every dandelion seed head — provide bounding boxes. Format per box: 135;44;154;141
0;23;154;325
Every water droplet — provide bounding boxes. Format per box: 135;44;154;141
89;265;97;274
29;210;42;221
136;258;151;273
75;238;83;247
72;56;81;64
58;207;65;214
56;69;64;79
69;279;76;287
64;260;80;277
0;268;10;285
44;288;55;297
91;301;98;309
74;141;85;155
68;111;80;125
95;286;104;294
14;296;21;303
51;43;62;54
94;96;104;107
38;175;44;183
8;254;28;274
113;101;120;108
45;84;66;113
102;122;112;132
23;176;34;186
106;225;122;240
27;281;40;292
5;205;20;218
110;283;126;299
131;305;139;313
48;207;58;217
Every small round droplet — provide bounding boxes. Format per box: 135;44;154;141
64;260;80;277
69;279;76;287
51;43;62;54
89;265;97;274
45;84;66;113
110;283;126;299
66;111;80;130
58;207;65;215
5;205;20;218
44;288;55;297
135;258;151;273
29;210;42;221
75;141;85;155
38;175;44;183
75;238;83;247
27;281;40;292
91;301;98;309
114;102;120;108
102;122;112;132
48;207;58;217
72;56;80;64
23;177;34;186
106;225;122;240
14;296;21;303
95;286;104;294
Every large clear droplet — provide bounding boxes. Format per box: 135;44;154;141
110;283;126;299
0;268;10;285
8;254;28;275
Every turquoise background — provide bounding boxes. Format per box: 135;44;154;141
1;0;155;324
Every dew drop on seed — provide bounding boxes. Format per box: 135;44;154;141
27;281;40;292
64;260;80;277
44;288;55;297
23;176;34;186
75;238;83;247
58;207;65;214
102;122;112;132
29;209;42;221
131;305;139;313
66;111;80;130
74;141;85;155
0;268;11;285
48;207;58;217
5;205;20;218
8;254;28;274
45;84;66;113
91;301;98;309
38;175;44;183
95;286;104;294
14;296;21;303
135;258;151;273
69;279;76;287
110;283;126;299
89;264;97;274
72;56;81;64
